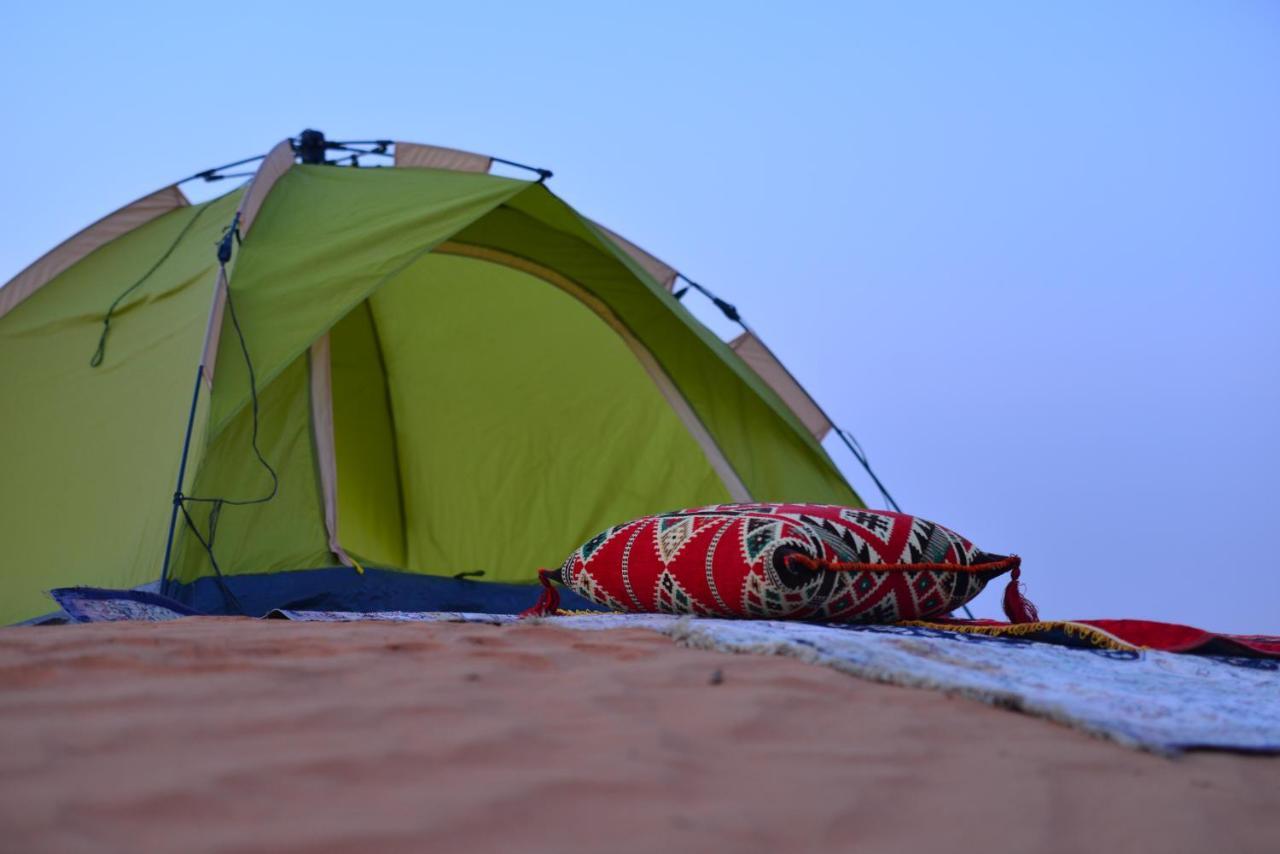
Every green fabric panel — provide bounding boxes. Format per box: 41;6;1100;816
520;192;822;448
171;353;331;585
368;253;732;581
453;187;862;507
0;189;242;624
330;301;406;567
209;166;529;434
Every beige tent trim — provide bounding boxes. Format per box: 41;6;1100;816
394;142;492;173
729;329;833;441
199;139;298;385
0;184;189;320
435;240;753;502
589;221;679;292
308;333;357;568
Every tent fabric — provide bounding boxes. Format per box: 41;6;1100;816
307;333;355;569
589;221;679;291
391;141;689;302
0;188;243;624
394;141;492;173
0;184;188;320
384;141;719;329
729;330;834;440
431;241;751;502
333;251;736;579
205;166;530;433
329;301;406;568
171;351;333;586
239;139;298;235
457;188;854;501
0;146;863;625
200;139;298;383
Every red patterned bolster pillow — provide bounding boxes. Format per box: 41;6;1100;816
524;503;1035;623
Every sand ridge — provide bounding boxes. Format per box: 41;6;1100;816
0;618;1277;853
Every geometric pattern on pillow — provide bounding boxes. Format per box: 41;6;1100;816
555;503;1017;623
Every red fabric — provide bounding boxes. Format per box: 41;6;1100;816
922;617;1280;659
553;503;1018;623
1082;619;1280;657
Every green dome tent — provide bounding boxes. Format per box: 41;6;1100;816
0;134;865;623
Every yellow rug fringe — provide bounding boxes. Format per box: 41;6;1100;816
901;619;1139;652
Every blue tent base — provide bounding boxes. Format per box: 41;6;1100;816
165;566;604;618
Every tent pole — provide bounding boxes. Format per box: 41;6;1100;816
159;363;205;596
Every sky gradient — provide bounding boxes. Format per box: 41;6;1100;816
4;1;1277;630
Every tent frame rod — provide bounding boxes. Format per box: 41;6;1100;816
176;139;553;185
158;363;205;596
490;155;553;182
178;154;268;185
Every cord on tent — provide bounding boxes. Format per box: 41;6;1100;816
673;273;741;323
834;428;902;514
169;216;279;614
176;497;243;614
89;203;213;367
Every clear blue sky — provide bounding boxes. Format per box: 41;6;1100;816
4;1;1277;630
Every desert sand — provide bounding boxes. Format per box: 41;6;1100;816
0;617;1277;854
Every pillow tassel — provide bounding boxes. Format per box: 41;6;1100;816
1001;563;1039;624
520;568;562;617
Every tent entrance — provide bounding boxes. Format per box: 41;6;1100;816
327;250;734;582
